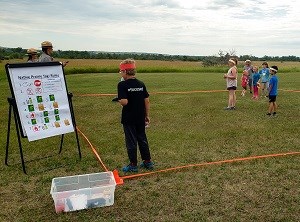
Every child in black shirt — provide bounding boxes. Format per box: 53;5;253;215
117;59;154;172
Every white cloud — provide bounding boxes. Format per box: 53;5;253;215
0;0;299;56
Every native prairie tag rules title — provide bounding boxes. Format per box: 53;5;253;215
17;73;60;80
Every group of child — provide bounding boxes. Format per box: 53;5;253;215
121;58;278;173
241;60;271;99
225;59;278;116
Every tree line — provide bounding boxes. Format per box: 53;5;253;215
1;46;299;64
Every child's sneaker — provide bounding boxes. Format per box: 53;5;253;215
140;161;154;170
122;164;138;173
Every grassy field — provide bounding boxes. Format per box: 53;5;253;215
0;60;299;221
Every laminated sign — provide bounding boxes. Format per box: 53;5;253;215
6;62;74;141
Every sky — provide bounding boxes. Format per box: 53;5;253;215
0;0;300;57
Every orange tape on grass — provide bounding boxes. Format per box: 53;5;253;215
76;126;109;172
150;90;227;94
77;93;117;97
120;151;300;180
75;88;300;181
76;89;300;98
76;90;227;97
76;127;300;183
280;89;300;93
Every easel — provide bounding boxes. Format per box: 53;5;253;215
5;94;81;174
5;62;81;174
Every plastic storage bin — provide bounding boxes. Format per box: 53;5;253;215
50;171;116;213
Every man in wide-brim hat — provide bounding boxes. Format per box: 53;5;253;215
39;41;54;62
38;41;68;66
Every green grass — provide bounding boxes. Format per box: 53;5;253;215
0;65;299;221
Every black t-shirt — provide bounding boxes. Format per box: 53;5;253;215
118;78;149;124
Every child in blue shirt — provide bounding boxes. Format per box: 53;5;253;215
259;62;270;97
252;66;261;100
267;66;279;116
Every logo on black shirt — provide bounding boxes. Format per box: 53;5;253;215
128;87;143;92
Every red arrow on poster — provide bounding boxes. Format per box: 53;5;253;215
34;80;42;87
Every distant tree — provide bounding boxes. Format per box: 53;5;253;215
10;52;23;59
1;46;300;62
202;56;219;66
203;49;237;66
14;47;24;53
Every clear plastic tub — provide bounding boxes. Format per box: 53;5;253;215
50;171;116;213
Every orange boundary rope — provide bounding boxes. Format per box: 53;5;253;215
280;89;300;93
75;88;300;183
78;93;116;97
77;127;300;184
76;125;300;183
120;151;300;180
76;89;300;97
76;126;109;172
77;90;226;97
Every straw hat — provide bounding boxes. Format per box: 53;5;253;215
41;41;53;48
26;48;39;55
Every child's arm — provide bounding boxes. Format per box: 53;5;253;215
145;98;150;125
268;80;273;94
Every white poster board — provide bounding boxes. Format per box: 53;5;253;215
7;62;74;141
